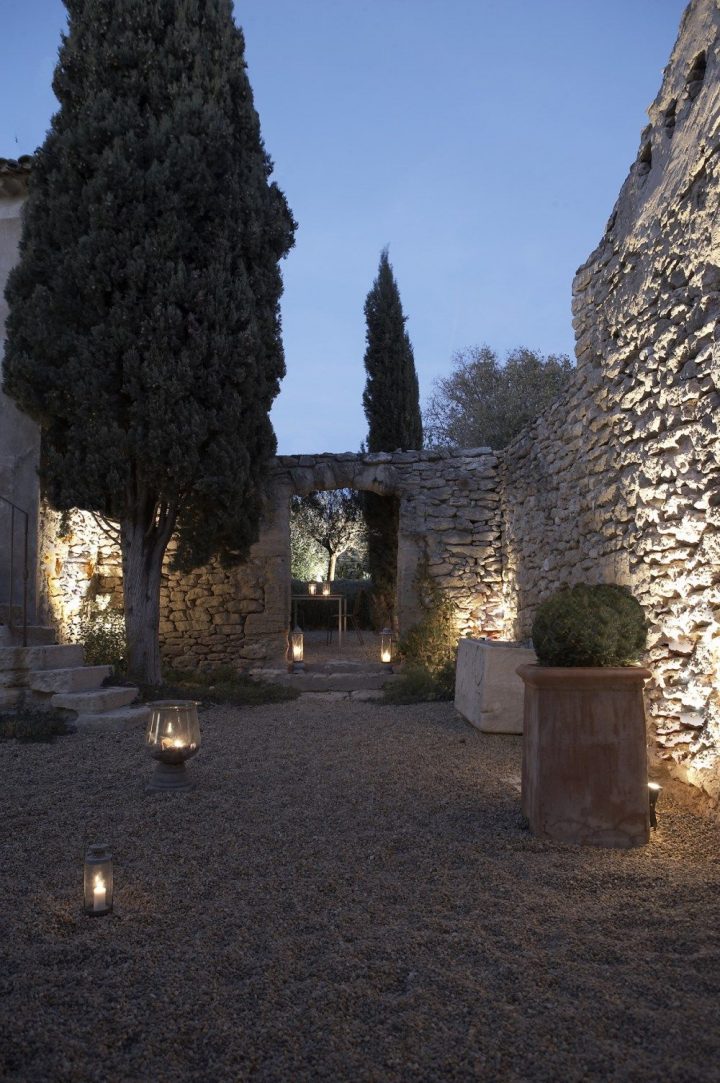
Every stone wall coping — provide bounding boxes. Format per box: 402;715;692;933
273;446;496;470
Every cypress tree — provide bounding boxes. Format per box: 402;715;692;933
361;249;422;624
362;248;422;453
3;0;295;683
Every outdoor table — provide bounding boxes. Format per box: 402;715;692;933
291;594;347;646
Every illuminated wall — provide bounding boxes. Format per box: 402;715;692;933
501;0;720;802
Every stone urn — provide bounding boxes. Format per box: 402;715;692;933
516;664;652;848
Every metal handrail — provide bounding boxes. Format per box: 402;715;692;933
0;494;29;647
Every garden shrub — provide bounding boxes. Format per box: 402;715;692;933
531;583;647;667
384;567;459;703
76;608;127;674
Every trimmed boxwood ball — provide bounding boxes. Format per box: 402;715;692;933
532;583;647;667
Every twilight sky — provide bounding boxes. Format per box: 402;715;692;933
1;0;686;453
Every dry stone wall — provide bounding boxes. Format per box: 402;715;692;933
38;447;504;669
501;0;720;801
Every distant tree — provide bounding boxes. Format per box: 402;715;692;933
2;0;295;684
361;249;422;624
291;490;367;582
424;346;573;449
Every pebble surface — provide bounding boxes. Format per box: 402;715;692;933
1;699;719;1082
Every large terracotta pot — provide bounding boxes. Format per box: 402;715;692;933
516;664;652;848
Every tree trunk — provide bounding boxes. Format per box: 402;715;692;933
121;518;166;686
328;552;337;582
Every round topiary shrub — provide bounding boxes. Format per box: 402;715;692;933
531;583;647;667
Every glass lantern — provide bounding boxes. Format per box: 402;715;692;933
83;843;113;916
290;625;305;671
308;581;317;595
380;628;395;667
321;582;331;596
145;701;201;792
648;782;662;829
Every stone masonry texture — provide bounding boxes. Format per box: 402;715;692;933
501;0;720;802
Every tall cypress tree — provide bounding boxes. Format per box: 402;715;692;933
361;249;422;624
362;248;422;452
3;0;295;683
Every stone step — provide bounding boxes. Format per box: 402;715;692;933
29;665;112;694
73;704;151;736
51;686;138;714
251;666;399;693
0;643;84;675
0;624;56;647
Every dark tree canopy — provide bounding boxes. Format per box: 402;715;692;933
424;345;573;450
3;0;295;571
362;249;423;453
2;0;295;681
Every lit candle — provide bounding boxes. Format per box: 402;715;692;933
161;737;186;750
322;582;331;596
381;646;392;664
93;874;106;912
308;582;317;595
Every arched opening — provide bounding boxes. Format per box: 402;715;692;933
288;482;397;670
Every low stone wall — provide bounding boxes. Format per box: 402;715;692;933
500;0;720;801
38;447;505;669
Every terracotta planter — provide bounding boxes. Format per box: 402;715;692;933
516;664;652;849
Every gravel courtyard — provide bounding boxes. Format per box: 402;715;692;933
2;697;719;1083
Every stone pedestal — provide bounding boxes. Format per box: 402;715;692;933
517;665;651;848
454;638;536;734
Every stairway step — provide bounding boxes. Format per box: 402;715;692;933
73;704;151;735
51;686;138;713
0;625;57;647
29;665;112;694
0;643;84;674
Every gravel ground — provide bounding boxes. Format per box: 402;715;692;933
1;698;719;1083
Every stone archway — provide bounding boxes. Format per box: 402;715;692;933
240;449;504;667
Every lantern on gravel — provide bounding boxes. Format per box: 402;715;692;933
380;628;395;668
84;843;113;916
145;701;201;792
648;782;662;829
290;625;305;671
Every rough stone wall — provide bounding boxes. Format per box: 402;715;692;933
501;0;720;801
39;448;504;668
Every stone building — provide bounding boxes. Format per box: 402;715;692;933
0;157;39;617
1;0;719;804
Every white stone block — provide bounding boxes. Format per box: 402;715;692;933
454;638;536;734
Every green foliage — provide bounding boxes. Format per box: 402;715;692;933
532;583;648;667
140;666;299;707
363;492;398;628
291;490;367;582
425;345;573;449
386;569;459;702
362;249;422;454
362;249;422;621
3;1;295;682
383;663;455;704
0;708;69;742
76;607;127;674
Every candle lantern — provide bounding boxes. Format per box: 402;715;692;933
83;843;113;916
321;582;331;596
648;782;662;829
308;581;318;595
380;628;395;668
145;700;201;792
291;625;305;671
